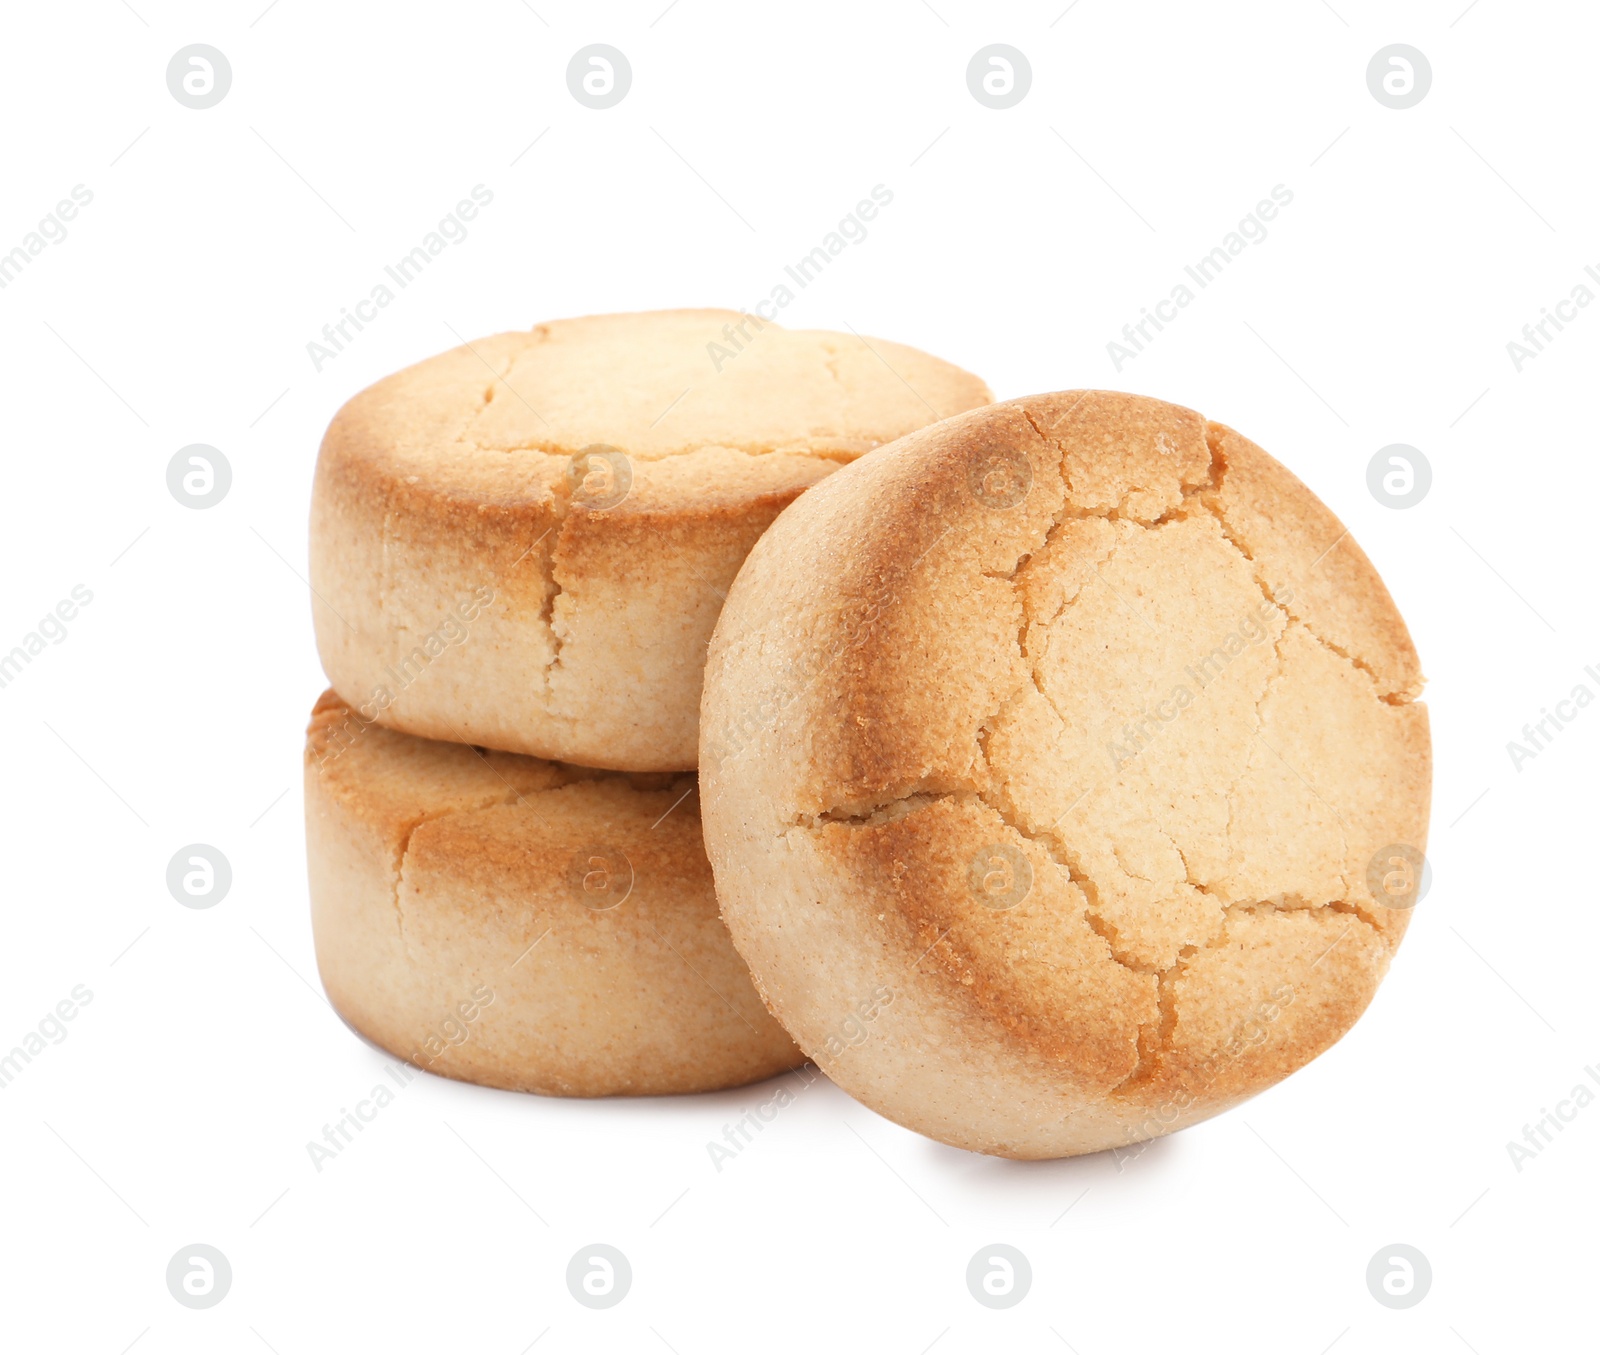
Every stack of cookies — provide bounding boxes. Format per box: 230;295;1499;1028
303;310;992;1097
305;312;1430;1158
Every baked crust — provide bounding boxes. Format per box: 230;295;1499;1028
309;310;992;770
701;391;1431;1158
304;689;802;1096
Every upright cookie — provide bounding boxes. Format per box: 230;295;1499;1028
701;391;1430;1158
305;691;802;1096
310;310;991;770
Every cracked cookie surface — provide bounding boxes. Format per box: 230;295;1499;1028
309;310;992;771
304;689;802;1097
700;391;1430;1158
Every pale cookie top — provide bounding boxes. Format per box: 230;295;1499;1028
319;310;993;508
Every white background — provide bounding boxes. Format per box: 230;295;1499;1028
1;0;1594;1350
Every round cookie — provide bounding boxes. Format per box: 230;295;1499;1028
304;690;802;1096
310;310;991;771
700;391;1430;1158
